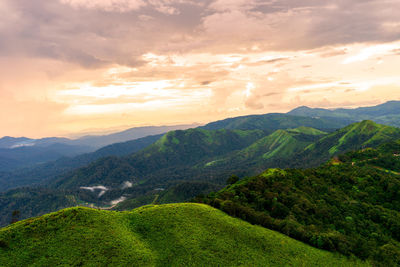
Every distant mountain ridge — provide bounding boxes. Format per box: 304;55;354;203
0;144;93;173
288;100;400;127
0;134;162;192
202;113;350;131
68;124;200;148
0;124;196;172
0;124;198;149
1;100;397;173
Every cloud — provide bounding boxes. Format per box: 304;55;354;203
1;0;400;137
60;0;202;14
1;0;400;69
60;0;146;12
342;44;399;64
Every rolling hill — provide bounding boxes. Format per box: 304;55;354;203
0;203;367;266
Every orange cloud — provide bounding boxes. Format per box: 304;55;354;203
0;0;400;137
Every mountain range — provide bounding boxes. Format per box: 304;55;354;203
1;119;399;227
0;124;196;172
288;100;400;127
1;101;400;265
2;100;398;174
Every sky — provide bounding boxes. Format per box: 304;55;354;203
1;0;400;138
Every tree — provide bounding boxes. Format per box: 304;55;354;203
227;175;239;185
11;210;20;224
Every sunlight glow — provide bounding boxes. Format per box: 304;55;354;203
342;44;398;64
245;82;255;98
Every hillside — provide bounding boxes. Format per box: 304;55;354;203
0;134;162;192
204;127;326;171
70;124;198;149
0;188;79;226
0;204;367;266
0;124;195;173
202;113;349;131
46;127;326;210
289;120;400;167
1;121;398;226
0;143;93;172
288;100;400;127
199;143;400;265
52;128;266;189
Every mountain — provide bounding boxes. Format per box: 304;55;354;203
234;127;326;160
289;120;400;167
202;113;350;131
0;134;162;192
0;143;93;172
50;126;326;194
1;121;398;225
0;115;340;189
199;143;400;265
0;136;70;149
288;100;400;127
202;127;326;172
0;124;197;172
51;129;267;189
0;124;198;150
70;124;199;149
51;126;332;192
0;204;366;266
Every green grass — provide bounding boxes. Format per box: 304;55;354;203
288;126;327;135
0;204;367;266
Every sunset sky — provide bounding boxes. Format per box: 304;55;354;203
1;0;400;138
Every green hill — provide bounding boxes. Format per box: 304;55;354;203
48;127;326;209
201;127;326;173
291;120;400;167
51;128;265;189
0;203;367;266
232;127;325;160
199;144;400;265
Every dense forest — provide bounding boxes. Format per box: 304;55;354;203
198;141;400;265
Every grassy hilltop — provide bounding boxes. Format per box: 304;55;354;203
0;203;366;266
